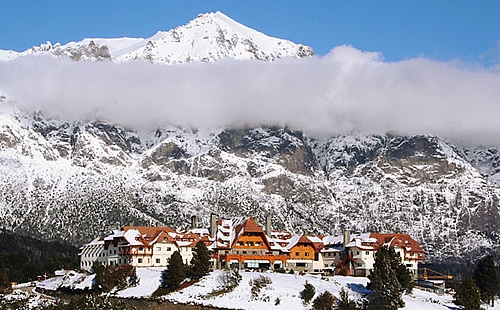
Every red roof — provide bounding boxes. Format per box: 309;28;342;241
242;217;264;233
370;233;424;255
123;225;176;246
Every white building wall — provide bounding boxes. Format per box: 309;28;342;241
80;243;106;271
179;247;194;265
321;250;343;269
151;242;177;267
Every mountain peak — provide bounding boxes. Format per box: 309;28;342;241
114;11;314;63
3;12;314;64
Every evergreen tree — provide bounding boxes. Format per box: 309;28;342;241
367;246;404;310
161;251;186;289
189;241;211;278
312;291;335;310
338;287;357;310
300;281;316;303
91;261;106;290
0;270;11;292
454;277;481;310
385;246;414;294
473;255;499;306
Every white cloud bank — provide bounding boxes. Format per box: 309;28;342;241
1;45;500;145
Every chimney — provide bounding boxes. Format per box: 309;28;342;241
265;215;272;237
343;229;351;248
191;215;198;229
209;214;217;239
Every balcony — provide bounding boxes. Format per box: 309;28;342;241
220;253;289;263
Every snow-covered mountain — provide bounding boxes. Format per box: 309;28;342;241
0;12;499;264
1;11;314;63
0;100;499;263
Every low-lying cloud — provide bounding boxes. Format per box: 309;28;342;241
1;45;500;145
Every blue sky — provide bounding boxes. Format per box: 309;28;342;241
1;1;499;65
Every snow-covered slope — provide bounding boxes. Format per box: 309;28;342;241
0;103;499;263
1;11;313;64
113;11;314;63
0;49;19;61
79;269;500;310
166;271;487;310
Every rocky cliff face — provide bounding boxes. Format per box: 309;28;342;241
0;106;499;263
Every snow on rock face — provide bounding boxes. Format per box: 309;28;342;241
114;11;314;63
3;11;313;64
20;40;111;61
0;105;499;263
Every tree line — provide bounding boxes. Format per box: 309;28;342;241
454;255;499;309
0;232;79;292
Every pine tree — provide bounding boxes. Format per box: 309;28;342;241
300;281;316;303
91;261;106;290
189;241;211;278
367;246;405;310
454;277;481;310
312;291;335;310
338;287;357;310
162;251;186;289
473;255;499;307
385;246;414;294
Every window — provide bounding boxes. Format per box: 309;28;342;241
156;259;161;264
139;247;144;251
167;247;171;251
295;252;300;256
138;258;143;263
333;253;336;257
156;247;161;251
365;251;369;255
305;252;310;257
356;251;360;255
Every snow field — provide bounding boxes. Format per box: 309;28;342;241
115;267;163;298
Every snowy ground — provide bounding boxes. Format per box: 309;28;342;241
4;269;500;309
121;268;499;310
36;270;94;291
114;267;163;298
